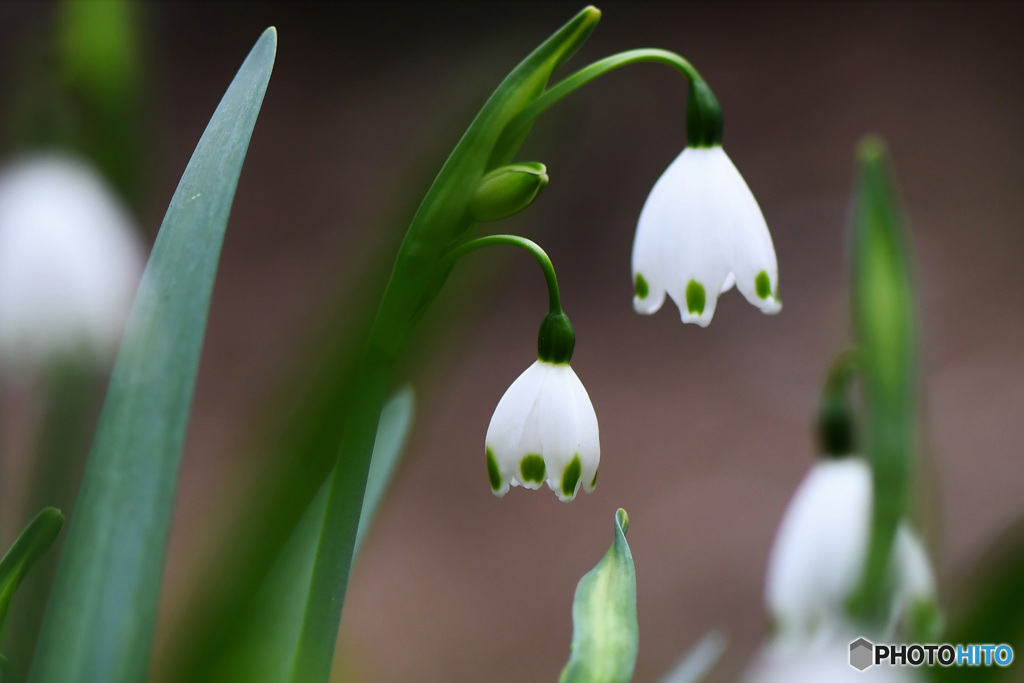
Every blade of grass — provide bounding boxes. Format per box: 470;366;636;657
0;508;64;646
201;388;415;683
28;28;276;683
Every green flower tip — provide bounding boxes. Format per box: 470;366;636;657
520;454;546;484
755;270;772;300
561;454;582;498
486;448;502;492
685;279;706;315
634;273;649;300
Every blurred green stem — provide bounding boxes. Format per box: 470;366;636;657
847;137;917;623
4;363;94;671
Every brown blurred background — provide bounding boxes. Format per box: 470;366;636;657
3;2;1024;681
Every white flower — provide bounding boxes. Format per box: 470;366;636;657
631;146;780;327
485;359;599;502
764;457;938;648
0;154;145;371
744;634;923;683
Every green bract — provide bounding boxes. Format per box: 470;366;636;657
560;509;638;683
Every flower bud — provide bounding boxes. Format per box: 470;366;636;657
468;162;548;222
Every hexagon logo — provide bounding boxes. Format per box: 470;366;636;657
849;637;874;671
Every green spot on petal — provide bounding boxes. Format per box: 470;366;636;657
561;454;582;498
486;448;501;491
755;270;772;299
685;280;706;315
520;454;546;484
590;468;598;488
635;273;649;300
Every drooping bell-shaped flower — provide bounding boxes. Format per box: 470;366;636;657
484;312;599;502
631;72;780;327
632;146;781;326
0;154;145;370
764;457;938;648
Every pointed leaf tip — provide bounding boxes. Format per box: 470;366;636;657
560;508;638;683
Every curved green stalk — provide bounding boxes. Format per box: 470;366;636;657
447;234;563;314
501;48;720;152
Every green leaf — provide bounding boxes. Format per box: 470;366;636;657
199;388;415;683
28;28;276;683
560;508;638;683
848;137;917;622
655;631;726;683
1;655;19;683
0;508;64;645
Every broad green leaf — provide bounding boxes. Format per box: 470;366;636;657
0;508;64;645
655;631;726;683
848;137;917;621
29;28;275;683
560;508;637;683
200;388;415;683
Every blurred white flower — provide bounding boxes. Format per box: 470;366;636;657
485;359;599;502
744;634;922;683
764;457;938;648
631;146;780;327
0;154;145;371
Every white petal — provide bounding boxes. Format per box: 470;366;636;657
484;360;549;496
533;365;583;501
535;364;599;501
765;458;872;645
888;524;940;637
745;636;922;683
570;370;600;494
632;148;745;326
715;148;781;314
0;154;145;371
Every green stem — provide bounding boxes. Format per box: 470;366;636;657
447;234;563;314
501;48;717;151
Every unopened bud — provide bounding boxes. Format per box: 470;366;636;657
469;162;548;222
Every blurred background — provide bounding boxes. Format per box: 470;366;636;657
1;2;1023;681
